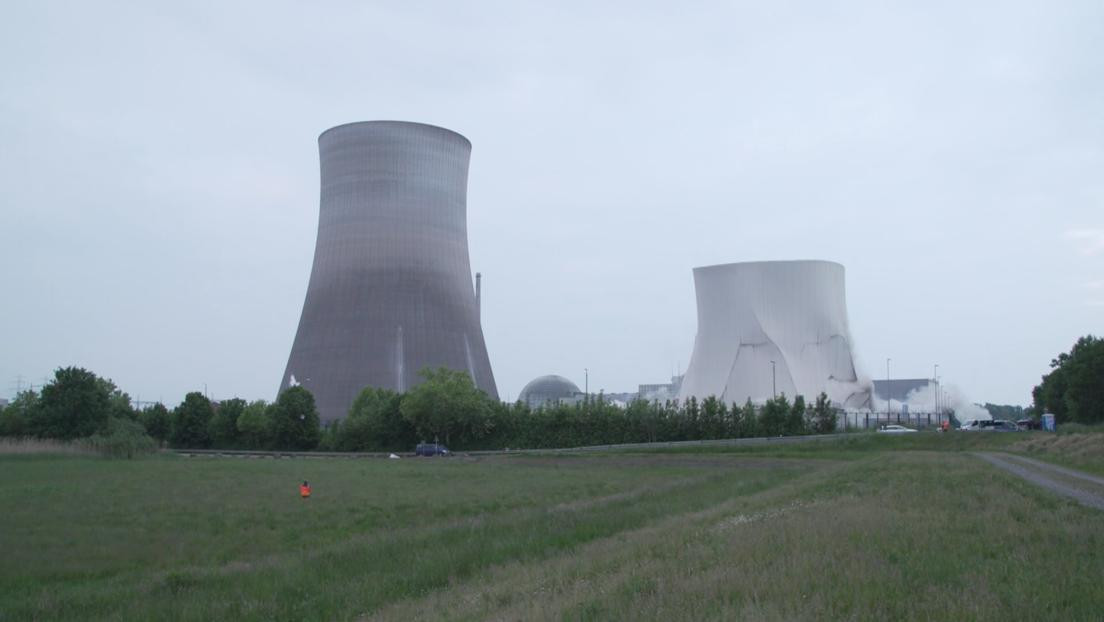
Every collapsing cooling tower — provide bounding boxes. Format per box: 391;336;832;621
677;260;871;409
280;121;498;422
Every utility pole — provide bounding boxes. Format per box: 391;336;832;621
584;368;588;398
770;360;777;398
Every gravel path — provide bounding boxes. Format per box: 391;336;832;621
974;452;1104;511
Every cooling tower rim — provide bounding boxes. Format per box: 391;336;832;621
693;259;844;274
318;120;471;147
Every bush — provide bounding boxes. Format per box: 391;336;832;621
85;417;158;459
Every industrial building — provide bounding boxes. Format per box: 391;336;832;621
678;260;872;409
281;121;498;423
637;375;683;403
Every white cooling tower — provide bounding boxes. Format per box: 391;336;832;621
678;260;872;409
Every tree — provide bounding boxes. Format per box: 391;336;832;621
270;386;321;450
1033;336;1104;424
400;367;491;447
98;377;136;421
171;392;214;448
237;400;272;449
337;387;410;451
31;367;111;439
138;403;171;446
785;394;807;436
735;398;759;438
0;390;37;437
208;398;245;448
759;394;790;437
810;392;837;434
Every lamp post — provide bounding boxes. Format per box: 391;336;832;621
885;358;891;419
770;360;777;399
933;364;939;415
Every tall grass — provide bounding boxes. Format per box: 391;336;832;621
0;437;95;455
376;452;1104;621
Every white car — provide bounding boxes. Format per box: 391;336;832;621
878;424;917;434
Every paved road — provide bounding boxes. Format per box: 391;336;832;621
974;452;1104;512
168;432;848;460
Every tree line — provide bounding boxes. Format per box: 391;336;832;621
8;336;1096;451
0;366;840;453
1032;335;1104;424
0;367;322;452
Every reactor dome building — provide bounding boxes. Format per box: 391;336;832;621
677;260;872;409
280;121;498;423
518;375;583;409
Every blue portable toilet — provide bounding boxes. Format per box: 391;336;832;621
1042;413;1056;432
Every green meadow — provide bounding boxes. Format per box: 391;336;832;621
2;432;1102;621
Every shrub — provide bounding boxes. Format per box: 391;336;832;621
85;417;158;459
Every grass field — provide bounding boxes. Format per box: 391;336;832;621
2;432;1102;620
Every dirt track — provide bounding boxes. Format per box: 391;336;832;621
975;452;1104;511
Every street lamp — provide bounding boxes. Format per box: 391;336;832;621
933;364;939;415
770;360;777;399
885;358;891;419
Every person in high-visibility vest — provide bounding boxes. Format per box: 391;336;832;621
300;481;311;499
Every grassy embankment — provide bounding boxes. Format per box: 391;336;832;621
1;431;1102;620
1008;427;1104;477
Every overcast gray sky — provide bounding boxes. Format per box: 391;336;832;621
2;1;1101;407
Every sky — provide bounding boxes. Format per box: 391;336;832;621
2;0;1102;407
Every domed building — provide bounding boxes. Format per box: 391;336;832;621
518;375;583;409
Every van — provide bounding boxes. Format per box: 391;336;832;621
415;442;450;456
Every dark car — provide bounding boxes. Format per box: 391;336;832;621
415;442;450;457
1017;419;1041;430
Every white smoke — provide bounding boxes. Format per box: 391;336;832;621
867;382;991;420
942;385;991;421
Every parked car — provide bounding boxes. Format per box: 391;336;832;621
1016;418;1041;431
959;419;1020;432
878;424;917;434
415;442;451;457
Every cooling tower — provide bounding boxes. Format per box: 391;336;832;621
280;121;498;422
678;260;871;409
